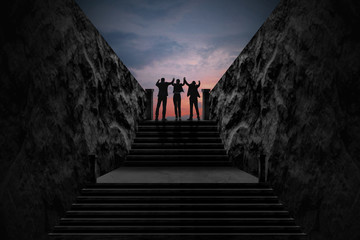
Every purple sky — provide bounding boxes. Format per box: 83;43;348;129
75;0;279;117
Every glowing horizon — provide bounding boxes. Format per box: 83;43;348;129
149;74;224;119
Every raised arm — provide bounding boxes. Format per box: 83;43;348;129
183;77;189;86
156;79;160;86
196;81;201;87
170;78;175;85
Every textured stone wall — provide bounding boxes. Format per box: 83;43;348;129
0;0;146;239
210;0;360;239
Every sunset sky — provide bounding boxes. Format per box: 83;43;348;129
76;0;279;118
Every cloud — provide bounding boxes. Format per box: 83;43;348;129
76;0;280;91
77;0;200;37
103;31;186;69
128;44;236;91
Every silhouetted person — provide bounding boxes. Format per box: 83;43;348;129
155;77;174;121
172;78;185;121
184;77;200;120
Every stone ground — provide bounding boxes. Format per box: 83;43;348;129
97;167;258;183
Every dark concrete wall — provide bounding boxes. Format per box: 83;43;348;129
210;0;360;239
0;0;146;239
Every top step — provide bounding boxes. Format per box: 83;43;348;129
86;183;270;188
140;120;218;126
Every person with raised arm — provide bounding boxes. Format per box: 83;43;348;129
183;77;201;121
171;78;185;121
155;77;174;121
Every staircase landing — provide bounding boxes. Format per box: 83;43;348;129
97;167;258;183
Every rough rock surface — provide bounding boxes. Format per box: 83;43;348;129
210;0;360;239
0;0;146;239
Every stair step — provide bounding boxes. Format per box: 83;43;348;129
136;132;219;137
122;161;231;167
138;126;218;131
76;196;279;204
49;233;308;239
126;155;228;161
71;203;283;211
66;210;290;218
134;137;222;143
80;189;274;196
53;225;302;233
131;143;224;149
60;217;296;226
85;183;270;188
129;149;226;155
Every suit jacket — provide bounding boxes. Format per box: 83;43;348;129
156;82;172;97
187;84;200;98
172;83;184;93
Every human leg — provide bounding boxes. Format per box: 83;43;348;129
155;97;161;120
178;96;181;119
162;97;167;120
194;98;200;120
173;95;178;119
188;98;193;120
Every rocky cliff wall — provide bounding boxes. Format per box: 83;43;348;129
0;0;146;239
210;0;360;239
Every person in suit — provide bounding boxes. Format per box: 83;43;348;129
184;77;200;120
155;77;174;121
172;79;185;121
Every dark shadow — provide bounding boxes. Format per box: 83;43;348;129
171;78;185;121
155;77;174;121
184;78;201;120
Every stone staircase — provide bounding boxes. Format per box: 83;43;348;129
124;121;230;167
49;121;307;239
